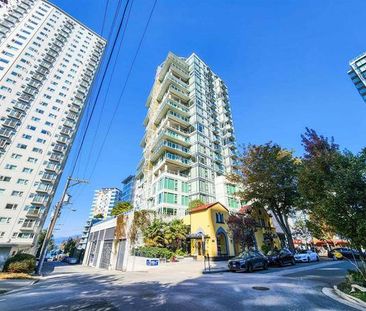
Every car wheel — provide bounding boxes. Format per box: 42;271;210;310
307;257;310;263
279;260;284;267
247;264;253;273
316;256;320;262
263;262;268;270
291;258;295;266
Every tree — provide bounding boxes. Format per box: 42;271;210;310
229;143;299;250
36;229;55;257
188;199;205;211
111;201;133;216
227;209;257;252
143;219;189;252
298;128;366;252
292;218;312;246
94;213;104;219
61;237;78;256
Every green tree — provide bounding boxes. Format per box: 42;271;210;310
94;213;104;219
62;237;78;256
229;143;299;250
36;230;55;257
111;202;133;216
188;199;205;211
298;128;366;252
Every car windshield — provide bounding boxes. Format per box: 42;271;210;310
237;251;256;259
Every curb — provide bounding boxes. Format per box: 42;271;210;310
202;269;228;274
333;285;366;309
322;287;366;311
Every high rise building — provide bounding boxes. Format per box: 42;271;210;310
134;52;239;217
89;188;122;219
79;187;122;250
0;0;105;261
121;175;135;203
349;52;366;102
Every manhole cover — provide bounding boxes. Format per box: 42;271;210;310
252;286;270;291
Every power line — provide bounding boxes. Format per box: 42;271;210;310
87;0;158;181
81;0;134;178
101;0;110;35
69;0;131;177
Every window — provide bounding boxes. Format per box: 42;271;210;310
182;182;189;193
22;168;33;174
5;203;17;210
11;191;23;197
17;143;27;149
215;213;224;224
181;195;189;206
22;134;32;140
0;217;11;224
0;176;11;182
17;179;28;185
5;164;17;170
27;157;37;163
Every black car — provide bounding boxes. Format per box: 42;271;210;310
228;250;268;272
267;248;295;266
327;248;364;260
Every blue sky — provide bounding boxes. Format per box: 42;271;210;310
50;0;366;238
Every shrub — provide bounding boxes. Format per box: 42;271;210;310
175;249;187;257
3;253;36;274
134;246;173;259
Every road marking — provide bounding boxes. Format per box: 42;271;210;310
265;261;343;276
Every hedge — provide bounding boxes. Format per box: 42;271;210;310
134;246;173;259
3;253;36;274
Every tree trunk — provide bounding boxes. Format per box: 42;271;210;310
272;212;295;251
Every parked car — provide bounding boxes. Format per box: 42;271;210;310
62;256;78;264
294;250;319;263
228;250;268;272
327;248;364;260
267;248;295;266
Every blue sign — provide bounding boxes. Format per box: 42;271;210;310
146;258;159;266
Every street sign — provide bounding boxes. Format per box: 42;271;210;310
146;258;159;266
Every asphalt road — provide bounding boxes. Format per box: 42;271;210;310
0;259;359;311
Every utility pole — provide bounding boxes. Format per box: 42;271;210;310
36;176;88;275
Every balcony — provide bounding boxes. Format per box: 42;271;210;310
60;127;72;136
56;135;69;144
158;53;189;82
0;138;8;151
26;208;42;218
49;153;63;162
0;127;14;139
3;118;18;129
64;119;75;128
41;172;57;182
14;102;29;111
32;194;49;205
20;221;36;231
66;112;78;121
36;183;53;193
154;152;191;172
19;92;34;102
151;140;190;162
154;96;189;125
166;110;189;126
53;144;66;153
156;74;189;102
45;161;60;172
156;129;190;147
8;110;25;120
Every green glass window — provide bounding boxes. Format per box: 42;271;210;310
228;197;238;209
181;182;189;193
181;195;189;206
226;184;236;195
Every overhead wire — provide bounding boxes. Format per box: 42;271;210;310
87;0;158;181
68;0;131;178
81;0;134;178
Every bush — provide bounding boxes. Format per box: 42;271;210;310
261;244;271;255
3;253;36;274
175;249;187;257
134;246;173;259
346;269;366;286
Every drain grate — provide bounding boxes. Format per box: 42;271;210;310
252;286;270;291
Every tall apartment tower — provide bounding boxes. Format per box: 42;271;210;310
0;0;105;260
348;52;366;102
121;175;135;203
134;52;238;217
89;188;122;219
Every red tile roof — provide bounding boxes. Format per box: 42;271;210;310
189;202;228;213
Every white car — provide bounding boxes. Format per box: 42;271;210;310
294;250;319;263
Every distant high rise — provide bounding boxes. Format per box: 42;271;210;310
349;52;366;102
89;188;122;219
121;175;135;203
134;52;239;217
0;0;105;261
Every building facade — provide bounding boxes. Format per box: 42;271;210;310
134;52;238;217
349;52;366;102
121;175;135;203
89;188;122;219
0;0;105;261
